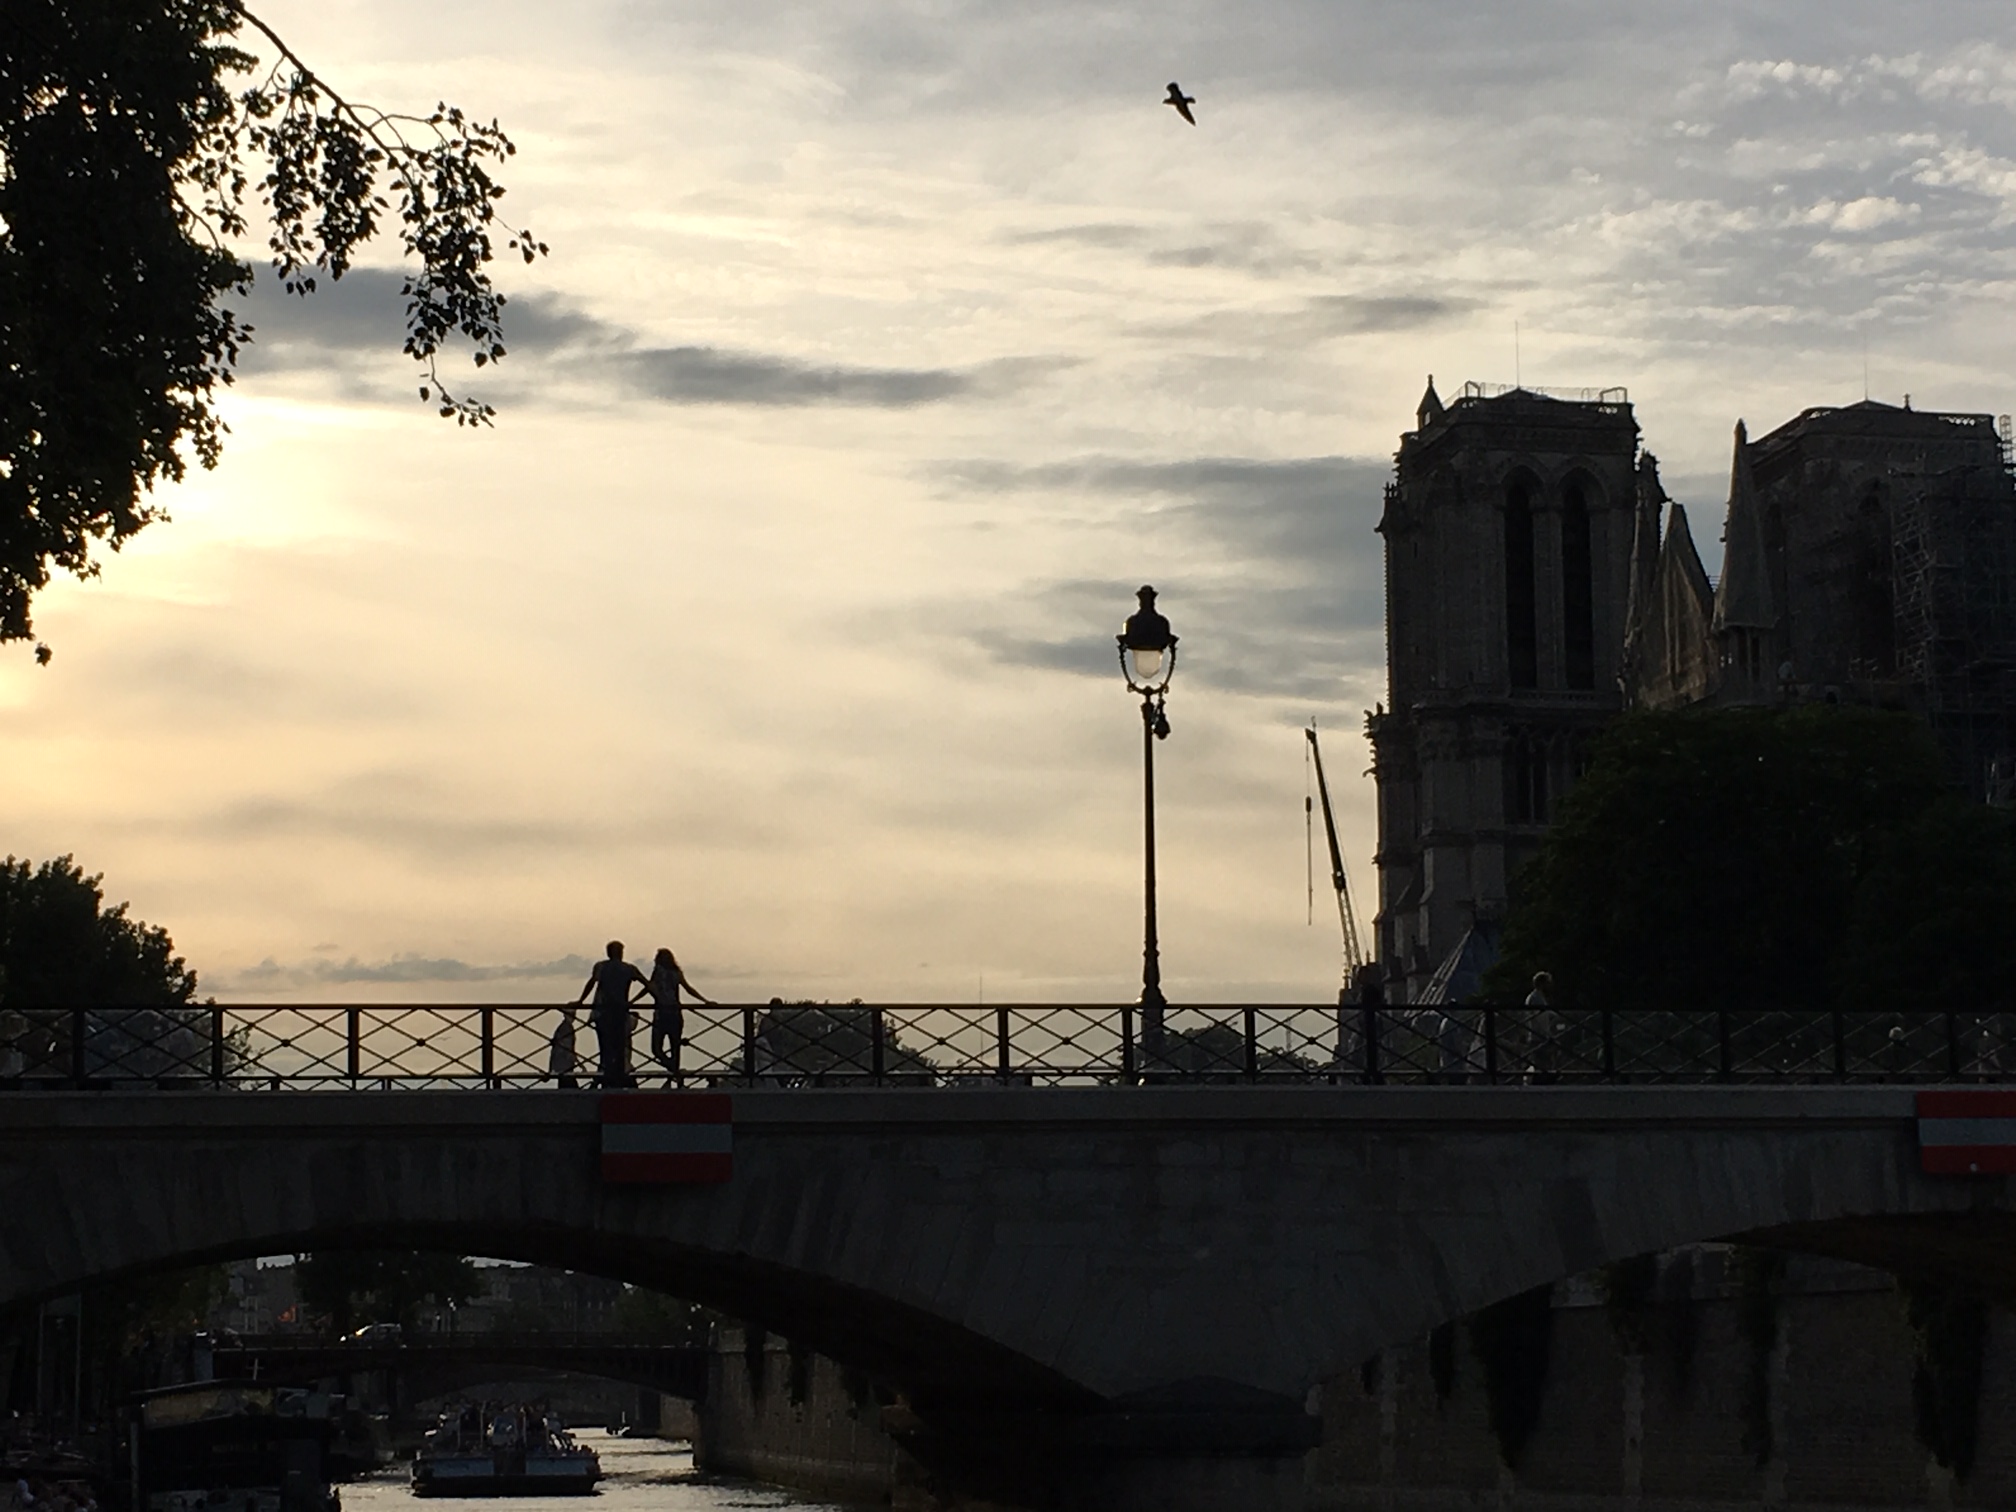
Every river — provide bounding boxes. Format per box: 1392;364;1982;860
343;1434;853;1512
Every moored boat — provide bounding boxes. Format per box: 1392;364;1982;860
135;1382;344;1512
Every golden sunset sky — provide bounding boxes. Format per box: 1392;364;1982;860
6;0;2016;1000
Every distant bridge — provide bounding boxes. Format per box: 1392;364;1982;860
207;1334;707;1399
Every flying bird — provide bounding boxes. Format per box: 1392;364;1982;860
1164;82;1196;125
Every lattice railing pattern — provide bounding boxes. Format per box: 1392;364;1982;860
5;1003;2016;1088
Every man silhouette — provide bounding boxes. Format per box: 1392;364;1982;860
578;941;647;1088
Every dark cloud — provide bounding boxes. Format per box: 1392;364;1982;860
1144;230;1327;278
230;267;993;410
933;454;1390;700
985;575;1384;703
1139;294;1480;345
217;951;775;992
227;267;411;369
1002;223;1151;248
226;953;596;988
1309;296;1477;334
620;346;968;407
1003;221;1339;278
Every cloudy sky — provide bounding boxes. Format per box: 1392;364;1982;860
6;0;2016;1002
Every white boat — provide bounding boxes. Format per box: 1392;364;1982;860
409;1405;599;1497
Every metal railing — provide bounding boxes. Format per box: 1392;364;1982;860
1457;381;1630;408
2;1002;2014;1089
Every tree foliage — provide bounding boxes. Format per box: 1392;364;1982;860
0;853;198;1005
1;0;545;644
86;1263;232;1352
612;1285;719;1346
740;1002;935;1080
1838;798;2016;1008
295;1250;482;1333
1486;707;2016;1010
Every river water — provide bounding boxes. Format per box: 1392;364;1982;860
343;1434;854;1512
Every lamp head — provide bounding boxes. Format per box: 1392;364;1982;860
1118;585;1178;691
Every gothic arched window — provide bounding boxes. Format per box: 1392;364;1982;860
1505;478;1538;689
1506;730;1548;823
1562;479;1597;690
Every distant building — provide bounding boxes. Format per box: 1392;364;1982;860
1372;382;2016;1004
451;1263;624;1335
211;1258;301;1334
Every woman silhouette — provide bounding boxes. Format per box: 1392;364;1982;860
648;947;713;1082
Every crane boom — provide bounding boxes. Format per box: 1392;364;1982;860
1304;724;1365;976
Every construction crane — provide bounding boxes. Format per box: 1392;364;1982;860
1305;722;1366;990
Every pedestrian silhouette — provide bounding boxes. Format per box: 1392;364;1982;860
548;1006;579;1089
1354;961;1385;1084
648;947;713;1084
578;941;647;1088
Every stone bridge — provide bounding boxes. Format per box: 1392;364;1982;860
3;1085;2008;1509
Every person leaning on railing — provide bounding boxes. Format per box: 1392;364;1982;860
578;941;648;1089
647;947;713;1085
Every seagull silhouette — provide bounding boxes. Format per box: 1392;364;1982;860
1164;82;1196;125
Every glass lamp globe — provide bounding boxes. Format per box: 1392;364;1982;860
1118;585;1177;692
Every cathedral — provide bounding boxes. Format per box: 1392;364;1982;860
1370;379;2016;1005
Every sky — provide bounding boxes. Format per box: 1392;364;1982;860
7;0;2016;1003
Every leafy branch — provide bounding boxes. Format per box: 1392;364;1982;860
220;0;548;425
0;0;549;646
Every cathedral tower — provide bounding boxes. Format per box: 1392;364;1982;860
1370;382;1640;1002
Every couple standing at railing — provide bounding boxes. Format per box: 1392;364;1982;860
550;940;712;1089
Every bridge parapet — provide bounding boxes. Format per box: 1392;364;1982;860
1;1001;2007;1089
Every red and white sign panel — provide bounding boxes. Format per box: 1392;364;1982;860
599;1093;733;1183
1916;1090;2016;1175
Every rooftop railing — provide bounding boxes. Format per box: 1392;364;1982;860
0;1002;2011;1090
1457;381;1631;407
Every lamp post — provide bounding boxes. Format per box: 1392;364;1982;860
1118;585;1177;1059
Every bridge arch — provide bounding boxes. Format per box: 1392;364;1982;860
4;1084;2006;1432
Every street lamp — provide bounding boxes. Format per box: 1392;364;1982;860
1118;586;1177;1055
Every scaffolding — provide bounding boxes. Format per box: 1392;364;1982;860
1889;447;2016;796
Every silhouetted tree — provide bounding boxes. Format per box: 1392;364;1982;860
2;0;546;647
737;1002;936;1082
1486;707;1957;1013
1155;1022;1317;1079
1837;798;2016;1009
0;855;216;1078
0;854;199;1006
612;1286;721;1346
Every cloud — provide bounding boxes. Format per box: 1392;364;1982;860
1812;196;1920;232
931;454;1391;700
223;952;597;989
619;346;968;407
1141;294;1480;346
1001;223;1151;249
231;268;1010;410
